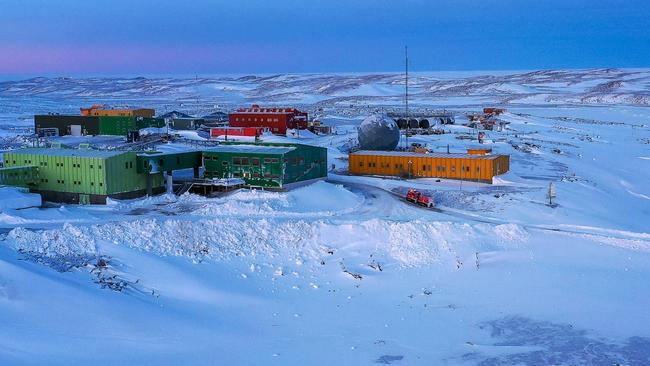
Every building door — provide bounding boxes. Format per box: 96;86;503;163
79;194;90;205
70;125;82;136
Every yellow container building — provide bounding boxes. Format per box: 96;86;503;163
348;150;509;183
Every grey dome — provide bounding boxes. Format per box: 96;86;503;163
357;114;400;151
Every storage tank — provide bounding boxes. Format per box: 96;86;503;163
418;119;430;129
358;114;400;151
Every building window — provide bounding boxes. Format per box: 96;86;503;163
241;158;249;165
130;161;133;169
90;164;93;169
233;157;241;165
359;162;364;167
222;161;228;166
251;158;260;166
477;166;480;172
99;183;103;187
125;162;129;169
451;166;456;172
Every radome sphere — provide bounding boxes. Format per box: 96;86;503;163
357;114;400;151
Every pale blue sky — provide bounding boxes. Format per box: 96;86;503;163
1;0;648;75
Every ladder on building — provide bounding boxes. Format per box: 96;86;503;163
175;182;194;196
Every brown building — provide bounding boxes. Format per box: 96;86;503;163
349;150;509;183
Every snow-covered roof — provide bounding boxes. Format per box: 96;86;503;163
351;150;503;160
204;144;295;155
6;148;128;159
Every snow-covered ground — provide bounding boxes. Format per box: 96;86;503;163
1;70;650;365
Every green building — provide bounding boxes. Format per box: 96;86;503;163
202;142;328;188
34;115;166;137
1;148;165;204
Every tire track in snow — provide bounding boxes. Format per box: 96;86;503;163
330;179;650;252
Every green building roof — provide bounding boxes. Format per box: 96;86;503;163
204;144;296;155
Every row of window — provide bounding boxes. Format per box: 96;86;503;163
230;157;281;166
232;171;280;179
234;117;280;122
12;160;103;169
125;161;134;169
1;171;33;178
359;162;480;173
53;179;103;187
217;157;324;167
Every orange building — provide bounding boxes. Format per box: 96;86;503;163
80;105;155;118
349;150;509;183
467;148;492;155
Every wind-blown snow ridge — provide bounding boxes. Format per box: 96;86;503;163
3;218;529;267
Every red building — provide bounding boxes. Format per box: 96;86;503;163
210;126;266;139
229;105;308;135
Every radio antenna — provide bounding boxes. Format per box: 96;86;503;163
404;45;409;149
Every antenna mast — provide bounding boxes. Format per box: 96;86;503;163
405;45;409;117
404;45;409;149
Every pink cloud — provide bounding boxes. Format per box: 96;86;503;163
0;43;312;75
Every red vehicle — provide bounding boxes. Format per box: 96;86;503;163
405;189;434;208
483;107;506;115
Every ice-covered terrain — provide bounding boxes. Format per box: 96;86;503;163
1;69;650;365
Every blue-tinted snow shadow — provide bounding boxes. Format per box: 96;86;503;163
461;316;650;365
